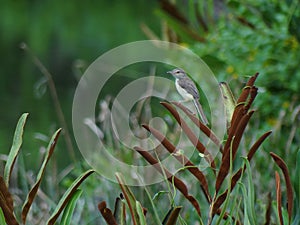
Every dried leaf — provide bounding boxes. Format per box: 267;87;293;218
229;73;258;133
248;131;272;161
134;146;201;216
275;171;284;225
162;206;182;225
142;124;211;202
98;201;118;225
160;102;216;169
213;131;271;214
270;152;293;222
166;101;222;149
0;176;19;225
22;128;62;223
216;108;255;194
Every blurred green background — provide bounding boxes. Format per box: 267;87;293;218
0;0;161;167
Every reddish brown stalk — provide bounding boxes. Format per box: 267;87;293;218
160;102;216;170
167;101;222;150
270;152;294;223
275;172;284;225
98;201;118;225
134;146;201;216
142;124;211;202
212;131;272;214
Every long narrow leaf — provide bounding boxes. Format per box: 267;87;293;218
115;173;141;225
142;124;211;202
113;195;127;225
213;131;272;214
243;158;257;224
60;189;83;225
22;128;62;223
134;146;201;216
270;152;294;222
4;113;29;186
167;101;222;149
136;201;147;225
46;169;95;225
160;102;216;169
162;206;182;225
216;110;254;194
265;193;272;225
275;172;284;225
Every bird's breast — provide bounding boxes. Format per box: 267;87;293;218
175;79;194;100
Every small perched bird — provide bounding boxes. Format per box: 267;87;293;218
167;68;209;125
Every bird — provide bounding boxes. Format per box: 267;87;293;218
167;68;209;125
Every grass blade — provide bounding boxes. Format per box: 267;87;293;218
113;194;127;225
243;158;257;224
115;173;145;225
22;128;62;223
136;201;147;225
60;189;83;225
4;113;29;186
46;169;95;225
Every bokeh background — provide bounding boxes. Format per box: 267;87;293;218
0;0;161;166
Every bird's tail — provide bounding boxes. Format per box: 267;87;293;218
193;99;209;125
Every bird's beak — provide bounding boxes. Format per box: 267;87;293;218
166;70;172;75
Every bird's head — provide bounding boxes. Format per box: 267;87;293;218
167;68;187;79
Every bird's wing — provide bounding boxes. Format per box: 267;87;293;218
177;78;200;99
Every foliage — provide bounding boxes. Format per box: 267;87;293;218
98;74;297;224
152;0;300;153
0;113;94;225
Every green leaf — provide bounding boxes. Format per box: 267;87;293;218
115;172;140;225
112;196;126;225
22;128;62;224
46;169;95;225
60;189;83;225
136;201;147;225
0;208;6;225
4;113;29;186
239;158;257;225
219;82;236;126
